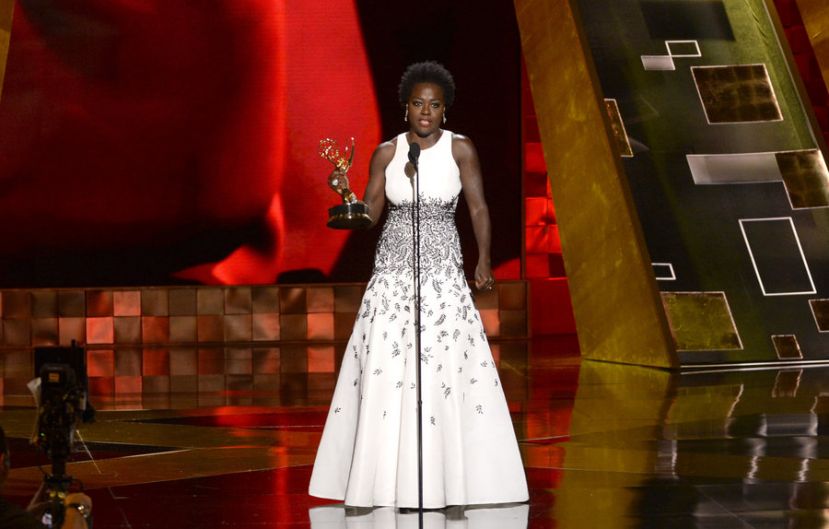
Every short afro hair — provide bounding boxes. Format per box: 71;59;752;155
398;61;456;109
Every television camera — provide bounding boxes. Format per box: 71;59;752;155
31;343;93;528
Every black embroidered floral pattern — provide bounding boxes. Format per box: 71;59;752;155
373;197;463;279
327;186;509;452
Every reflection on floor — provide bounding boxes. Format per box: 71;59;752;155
3;336;829;528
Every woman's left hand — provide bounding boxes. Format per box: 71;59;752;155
474;260;494;291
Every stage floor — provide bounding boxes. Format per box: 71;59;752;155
3;337;829;528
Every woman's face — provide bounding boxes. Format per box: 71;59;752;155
406;82;446;138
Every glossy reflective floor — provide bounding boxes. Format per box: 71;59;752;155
4;337;829;528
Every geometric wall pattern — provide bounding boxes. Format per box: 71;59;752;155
0;282;528;396
777;149;829;208
516;0;678;367
692;64;783;124
0;282;527;348
661;292;742;351
772;333;803;359
519;0;829;366
810;299;829;331
686;149;829;202
738;217;817;297
1;341;522;402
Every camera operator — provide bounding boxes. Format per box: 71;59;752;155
0;426;92;529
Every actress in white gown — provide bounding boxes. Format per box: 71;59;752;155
309;61;528;509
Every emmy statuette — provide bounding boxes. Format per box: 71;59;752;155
319;137;372;229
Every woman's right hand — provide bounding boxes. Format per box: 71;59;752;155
328;168;350;196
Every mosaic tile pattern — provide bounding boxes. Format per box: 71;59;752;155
776;149;829;208
0;340;535;401
1;283;527;392
692;64;783;123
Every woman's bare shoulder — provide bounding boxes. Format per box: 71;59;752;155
371;138;397;165
372;137;398;162
450;133;477;159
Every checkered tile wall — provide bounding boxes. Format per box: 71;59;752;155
0;282;528;397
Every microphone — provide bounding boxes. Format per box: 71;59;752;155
408;142;421;167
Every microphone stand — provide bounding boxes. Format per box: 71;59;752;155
408;143;424;521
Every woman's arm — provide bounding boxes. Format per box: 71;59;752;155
362;141;395;228
454;134;494;290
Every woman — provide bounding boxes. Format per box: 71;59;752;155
309;61;528;508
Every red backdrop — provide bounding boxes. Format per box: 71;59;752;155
0;0;520;287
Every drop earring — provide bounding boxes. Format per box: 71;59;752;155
443;114;447;124
404;108;408;122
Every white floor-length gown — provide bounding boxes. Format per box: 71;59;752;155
309;130;528;508
308;504;530;528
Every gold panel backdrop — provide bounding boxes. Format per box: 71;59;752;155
796;0;829;91
513;0;678;367
0;0;12;104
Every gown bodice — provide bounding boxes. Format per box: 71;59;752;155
374;131;463;278
384;130;461;206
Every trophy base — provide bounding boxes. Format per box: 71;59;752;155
327;202;372;230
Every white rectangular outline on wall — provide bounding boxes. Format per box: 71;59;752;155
652;262;676;281
665;40;701;58
738;217;817;296
808;299;829;333
604;98;634;158
691;64;784;125
663;291;744;351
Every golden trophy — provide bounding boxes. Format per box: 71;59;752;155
319;137;372;229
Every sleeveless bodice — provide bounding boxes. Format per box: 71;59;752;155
374;131;463;278
384;130;461;205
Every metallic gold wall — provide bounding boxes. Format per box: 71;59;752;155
514;0;677;367
0;0;12;104
550;362;674;526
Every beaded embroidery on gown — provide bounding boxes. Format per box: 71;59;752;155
308;131;528;508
